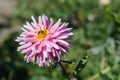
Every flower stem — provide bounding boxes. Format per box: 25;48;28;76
58;62;71;80
61;60;73;64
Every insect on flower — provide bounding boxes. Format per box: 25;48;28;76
15;15;73;67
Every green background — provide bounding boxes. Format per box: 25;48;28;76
0;0;120;80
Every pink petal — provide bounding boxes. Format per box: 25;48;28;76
58;23;68;30
42;15;47;29
48;18;54;29
50;19;61;32
17;42;32;51
55;39;69;45
31;16;37;25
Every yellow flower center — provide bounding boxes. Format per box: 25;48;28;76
36;28;49;39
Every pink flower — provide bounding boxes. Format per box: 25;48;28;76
15;15;73;67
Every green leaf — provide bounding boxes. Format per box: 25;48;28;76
73;55;88;75
51;63;57;70
111;12;120;23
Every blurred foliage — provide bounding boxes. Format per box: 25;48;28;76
1;0;120;80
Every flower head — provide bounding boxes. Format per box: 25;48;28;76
99;0;111;6
15;15;73;67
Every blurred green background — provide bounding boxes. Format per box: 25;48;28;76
0;0;120;80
